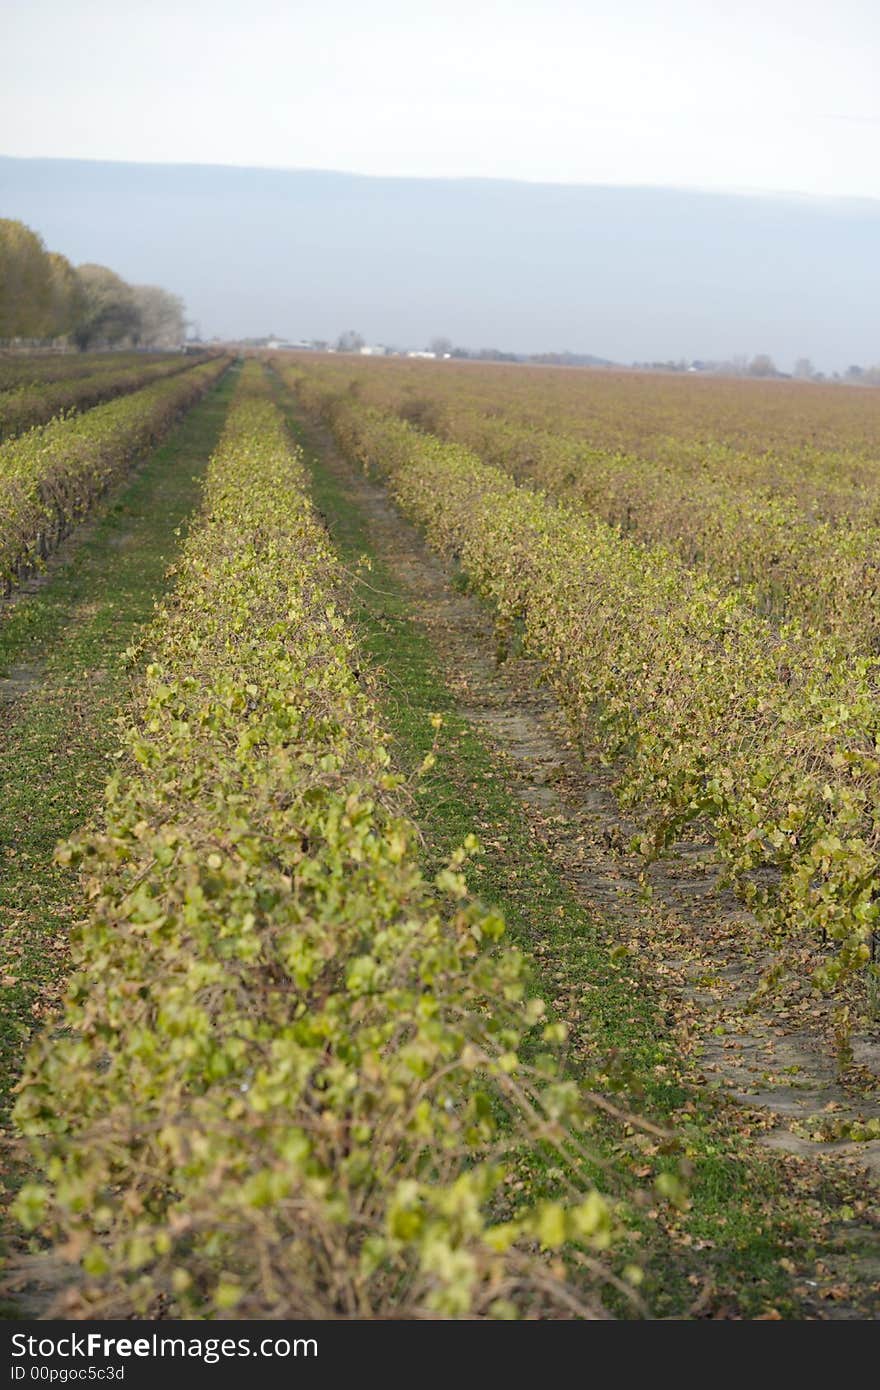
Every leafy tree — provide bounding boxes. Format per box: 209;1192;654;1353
748;354;777;378
71;264;140;350
131;285;185;348
793;357;815;380
0;219;52;338
1;219;186;348
45;252;85;339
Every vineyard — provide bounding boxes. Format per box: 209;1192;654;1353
277;359;880;982
0;352;215;443
1;351;878;1320
0;356;229;593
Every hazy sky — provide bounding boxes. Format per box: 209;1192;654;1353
3;0;880;199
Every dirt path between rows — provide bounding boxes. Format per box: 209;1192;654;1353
299;417;880;1181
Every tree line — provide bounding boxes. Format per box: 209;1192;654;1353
0;219;185;350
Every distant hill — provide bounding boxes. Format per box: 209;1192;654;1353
2;156;878;370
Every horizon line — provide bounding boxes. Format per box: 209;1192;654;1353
2;151;879;209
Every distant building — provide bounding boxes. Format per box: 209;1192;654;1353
407;350;436;359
